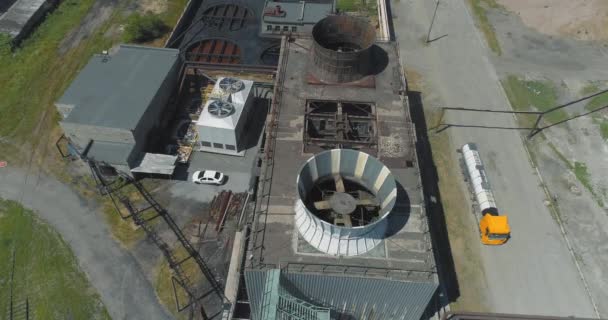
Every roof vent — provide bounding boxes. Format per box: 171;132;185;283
218;77;245;94
208;100;235;118
295;149;397;256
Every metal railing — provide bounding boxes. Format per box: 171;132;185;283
280;262;436;281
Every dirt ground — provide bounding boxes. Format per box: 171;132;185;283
479;2;608;316
139;0;168;14
496;0;608;41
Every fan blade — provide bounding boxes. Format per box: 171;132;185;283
356;198;378;207
334;175;345;193
314;200;332;210
334;214;353;227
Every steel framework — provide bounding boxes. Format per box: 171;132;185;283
432;88;608;138
304;100;378;155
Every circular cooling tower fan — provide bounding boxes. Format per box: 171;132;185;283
218;77;245;94
295;149;397;256
208;100;235;118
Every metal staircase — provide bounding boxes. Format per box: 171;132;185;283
259;269;331;320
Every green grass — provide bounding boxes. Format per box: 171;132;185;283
502;75;566;126
467;0;502;55
600;120;608;140
585;91;608;112
337;0;377;15
573;162;591;190
572;161;603;206
0;199;110;319
0;0;98;140
0;0;189;161
155;247;204;320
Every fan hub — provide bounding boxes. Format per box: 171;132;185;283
329;192;357;215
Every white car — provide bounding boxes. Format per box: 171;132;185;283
192;170;225;185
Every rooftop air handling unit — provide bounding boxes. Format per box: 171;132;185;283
218;77;245;94
295;149;397;256
207;100;235;118
310;15;376;83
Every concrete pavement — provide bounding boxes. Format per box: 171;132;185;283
0;168;172;320
390;0;597;317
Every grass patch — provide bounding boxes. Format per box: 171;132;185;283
0;0;101;143
546;142;604;207
155;247;204;319
581;83;599;96
573;162;592;193
600;120;608;140
466;0;502;55
337;0;377;15
501;75;566;126
585;91;608;112
425;108;491;312
0;0;189;160
0;199;110;319
124;13;170;43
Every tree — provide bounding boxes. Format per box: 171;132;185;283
124;13;169;43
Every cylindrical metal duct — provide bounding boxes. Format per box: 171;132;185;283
310;16;376;83
462;143;499;216
295;149;397;256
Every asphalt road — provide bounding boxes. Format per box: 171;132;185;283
0;168;172;320
391;0;597;316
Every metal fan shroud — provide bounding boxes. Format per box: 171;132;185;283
295;149;397;256
208;100;235;118
218;77;245;93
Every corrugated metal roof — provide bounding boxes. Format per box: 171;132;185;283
130;153;177;175
85;141;134;166
59;44;179;130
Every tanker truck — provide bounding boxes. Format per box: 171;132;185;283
461;143;511;245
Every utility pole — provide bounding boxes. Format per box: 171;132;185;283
9;249;15;320
426;0;441;43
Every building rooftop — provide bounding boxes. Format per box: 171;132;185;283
58;44;179;130
0;0;48;38
247;39;437;282
262;1;334;24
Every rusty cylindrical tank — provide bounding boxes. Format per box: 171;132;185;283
311;15;376;83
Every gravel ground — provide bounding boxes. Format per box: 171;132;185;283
485;4;608;316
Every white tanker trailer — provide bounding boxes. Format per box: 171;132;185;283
461;143;510;245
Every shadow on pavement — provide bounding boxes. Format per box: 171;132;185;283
409;90;461;314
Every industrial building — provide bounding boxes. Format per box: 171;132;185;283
177;0;280;66
0;0;58;44
195;77;255;156
260;0;335;38
56;44;181;175
241;15;438;320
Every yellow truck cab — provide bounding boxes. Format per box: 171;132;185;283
480;214;510;245
462;143;511;245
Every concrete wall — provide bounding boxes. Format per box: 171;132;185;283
234;90;254;151
245;270;438;320
60;122;134;153
133;59;180;148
